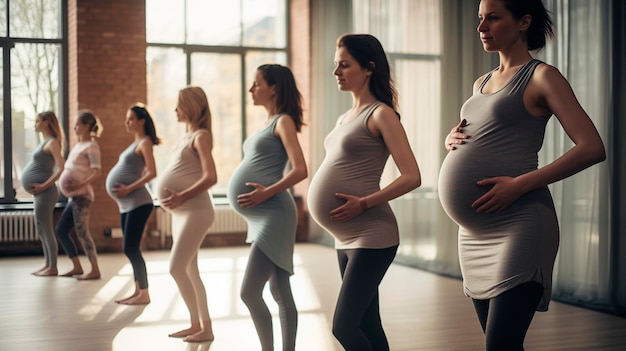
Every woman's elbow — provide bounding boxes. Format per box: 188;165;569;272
589;141;606;164
297;168;308;183
146;171;157;182
206;174;218;188
412;175;422;189
405;172;421;190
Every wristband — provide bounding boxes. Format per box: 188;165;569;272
359;197;368;211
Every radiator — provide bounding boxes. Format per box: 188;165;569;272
0;211;38;242
155;205;247;237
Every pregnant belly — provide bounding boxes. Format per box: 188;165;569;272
21;168;51;191
438;151;503;230
59;169;88;197
106;171;138;198
227;164;276;215
308;168;364;230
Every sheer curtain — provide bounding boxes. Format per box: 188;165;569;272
538;0;614;312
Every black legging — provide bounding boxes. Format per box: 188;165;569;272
472;281;543;351
240;244;297;351
120;204;153;289
333;245;398;351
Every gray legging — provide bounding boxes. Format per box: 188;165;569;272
55;196;98;262
34;185;59;267
240;244;298;351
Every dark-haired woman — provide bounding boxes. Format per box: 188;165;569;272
228;64;307;351
107;104;160;305
308;34;421;351
439;0;606;349
56;110;103;280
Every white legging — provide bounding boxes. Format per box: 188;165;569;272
169;208;214;324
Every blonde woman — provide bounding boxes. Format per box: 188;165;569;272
22;111;65;276
56;110;103;280
156;87;217;343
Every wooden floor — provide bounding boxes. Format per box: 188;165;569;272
1;243;625;351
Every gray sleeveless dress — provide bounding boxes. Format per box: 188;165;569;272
438;59;559;311
106;139;154;213
227;115;297;274
308;102;399;250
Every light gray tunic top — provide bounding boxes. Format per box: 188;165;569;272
438;59;559;311
106;139;154;213
308;102;399;250
227;116;297;274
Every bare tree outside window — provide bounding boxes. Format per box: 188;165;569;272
1;0;64;202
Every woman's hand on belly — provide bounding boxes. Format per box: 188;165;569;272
28;183;47;195
472;176;525;213
110;182;131;198
237;182;270;208
329;192;364;222
161;187;184;210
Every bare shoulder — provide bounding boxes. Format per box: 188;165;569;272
276;114;297;129
531;62;568;86
371;103;398;121
192;129;213;149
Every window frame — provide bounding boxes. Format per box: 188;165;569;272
0;0;69;205
145;0;290;197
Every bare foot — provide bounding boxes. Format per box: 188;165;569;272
34;267;58;276
115;291;139;303
60;268;84;277
183;329;215;343
117;292;150;305
31;266;48;275
168;326;201;338
75;272;101;280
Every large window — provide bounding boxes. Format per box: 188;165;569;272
0;0;67;203
352;0;443;265
146;0;288;195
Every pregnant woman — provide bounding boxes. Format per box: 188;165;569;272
438;1;606;349
228;64;307;351
107;104;160;305
156;87;217;343
56;110;103;280
22;111;65;276
308;34;421;351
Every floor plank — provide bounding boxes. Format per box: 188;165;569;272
0;243;625;350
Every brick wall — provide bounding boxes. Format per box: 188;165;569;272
68;0;147;252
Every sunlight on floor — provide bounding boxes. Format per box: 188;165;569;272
108;251;336;350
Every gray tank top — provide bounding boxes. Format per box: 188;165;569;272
106;139;153;213
438;59;559;312
21;137;56;191
308;102;399;249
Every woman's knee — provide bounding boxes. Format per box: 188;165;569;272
332;321;356;345
240;281;263;306
123;245;141;260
